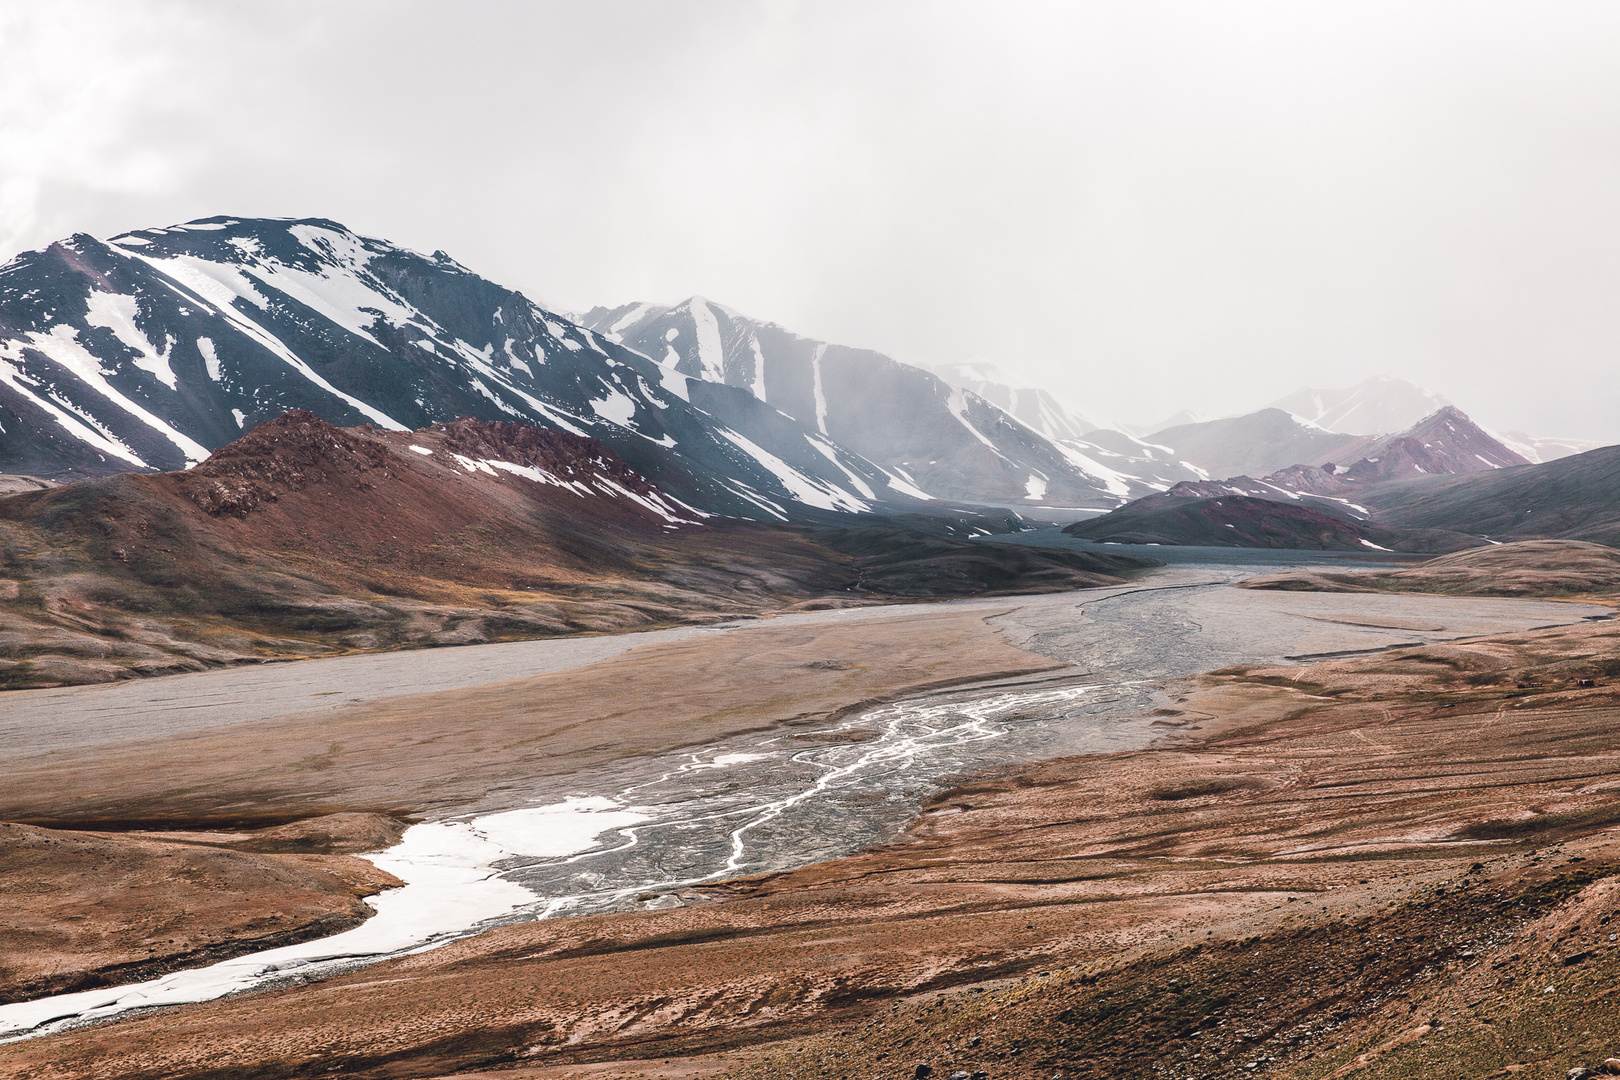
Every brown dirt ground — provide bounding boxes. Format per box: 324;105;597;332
0;607;1065;830
1242;538;1620;598
5;611;1619;1079
0;813;404;1005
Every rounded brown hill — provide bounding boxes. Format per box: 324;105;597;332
176;409;680;526
158;409;697;588
1243;538;1620;597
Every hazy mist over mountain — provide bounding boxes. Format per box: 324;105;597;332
3;1;1618;442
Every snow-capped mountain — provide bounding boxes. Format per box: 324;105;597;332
1126;406;1529;516
1268;376;1450;435
574;298;1146;508
1326;405;1529;479
1141;405;1526;487
0;218;907;520
924;360;1107;442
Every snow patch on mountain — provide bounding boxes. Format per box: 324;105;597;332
805;434;876;499
0;323;208;465
589;390;637;429
0;353;149;466
748;335;766;401
686;298;725;383
197;337;220;381
84;292;177;389
810;343;829;435
872;466;930;501
716;428;868;514
111;241;410;431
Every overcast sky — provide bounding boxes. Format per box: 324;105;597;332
3;1;1618;440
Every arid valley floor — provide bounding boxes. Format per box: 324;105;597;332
3;543;1620;1080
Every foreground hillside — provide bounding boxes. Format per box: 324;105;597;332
0;411;1153;688
5;577;1617;1079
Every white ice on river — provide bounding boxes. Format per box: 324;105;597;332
0;796;648;1041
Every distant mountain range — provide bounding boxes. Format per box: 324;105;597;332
1068;408;1618;552
1137;403;1529;483
922;360;1107;442
0;216;1606;527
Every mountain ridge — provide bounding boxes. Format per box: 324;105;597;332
0;219;909;521
575;297;1148;509
1267;376;1450;435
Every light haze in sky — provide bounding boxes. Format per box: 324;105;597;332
2;1;1617;440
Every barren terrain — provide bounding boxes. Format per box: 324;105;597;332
2;550;1617;1078
0;604;1070;830
0;813;404;1006
1241;539;1620;598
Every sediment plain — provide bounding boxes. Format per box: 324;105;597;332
3;552;1616;1078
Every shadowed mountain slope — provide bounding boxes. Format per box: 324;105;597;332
1364;443;1620;546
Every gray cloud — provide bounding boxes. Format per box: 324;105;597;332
2;0;1617;440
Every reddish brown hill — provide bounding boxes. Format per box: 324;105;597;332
150;409;698;594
